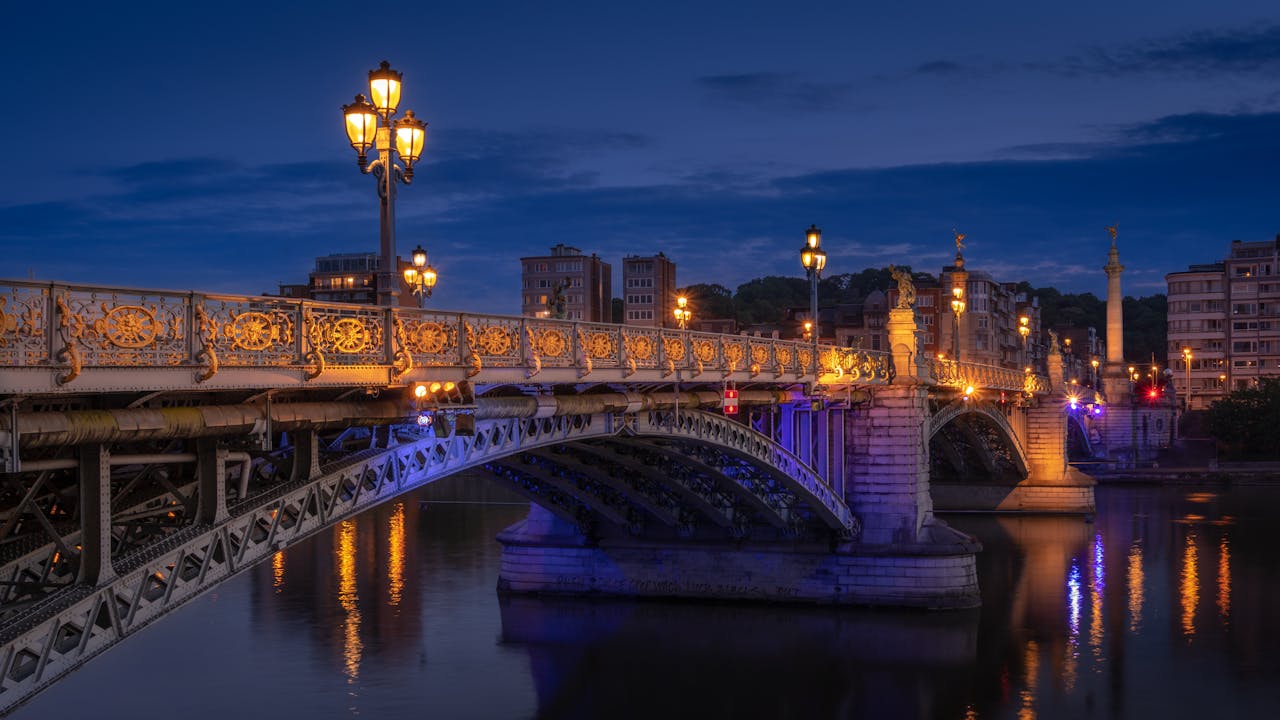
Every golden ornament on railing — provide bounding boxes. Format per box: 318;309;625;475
474;325;515;356
585;331;615;359
692;339;716;363
750;344;770;366
775;346;793;366
663;336;686;362
537;328;569;357
95;304;159;348
627;334;655;361
408;321;451;354
228;311;280;351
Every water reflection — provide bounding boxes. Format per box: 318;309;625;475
14;482;1280;720
1180;529;1200;641
336;520;363;683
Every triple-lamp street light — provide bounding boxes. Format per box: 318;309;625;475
950;285;966;361
673;295;692;329
403;245;438;308
342;61;428;307
799;225;827;371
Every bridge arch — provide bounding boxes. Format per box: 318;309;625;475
0;409;850;711
928;399;1029;482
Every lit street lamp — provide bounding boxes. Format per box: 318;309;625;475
949;230;967;362
402;244;438;307
1181;347;1193;411
1018;314;1030;368
1091;357;1099;387
342;61;428;306
798;224;826;372
673;295;692;329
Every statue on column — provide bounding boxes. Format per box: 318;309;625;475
889;265;916;309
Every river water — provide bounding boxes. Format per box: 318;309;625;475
14;478;1279;719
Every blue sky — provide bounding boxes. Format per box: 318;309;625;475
2;1;1278;313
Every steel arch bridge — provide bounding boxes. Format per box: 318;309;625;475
0;408;852;711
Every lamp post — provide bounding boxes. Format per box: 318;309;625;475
342;61;428;307
673;295;691;330
402;245;438;307
799;224;826;373
949;285;966;361
1018;314;1030;369
1091;357;1099;387
1181;347;1193;411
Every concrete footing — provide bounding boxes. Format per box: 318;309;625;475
496;508;982;610
931;468;1096;513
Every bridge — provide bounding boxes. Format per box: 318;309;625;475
0;279;1092;713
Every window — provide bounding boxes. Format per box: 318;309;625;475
1233;303;1257;316
918;295;934;307
1233;341;1257;353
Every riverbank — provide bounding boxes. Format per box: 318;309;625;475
1082;461;1280;484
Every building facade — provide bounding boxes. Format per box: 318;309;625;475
520;244;612;322
1167;236;1280;410
278;252;417;306
622;253;677;327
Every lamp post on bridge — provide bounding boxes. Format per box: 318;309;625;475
949;230;967;362
799;225;826;374
342;61;428;307
402;245;438;307
1018;314;1030;369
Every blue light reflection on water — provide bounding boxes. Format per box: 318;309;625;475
12;481;1280;719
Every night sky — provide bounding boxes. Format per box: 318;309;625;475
3;1;1279;314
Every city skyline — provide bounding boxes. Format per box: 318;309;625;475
3;2;1279;314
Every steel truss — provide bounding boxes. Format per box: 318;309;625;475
0;409;851;713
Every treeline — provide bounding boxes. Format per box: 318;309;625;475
666;267;1168;361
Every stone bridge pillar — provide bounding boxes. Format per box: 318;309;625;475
1018;344;1096;512
844;307;934;544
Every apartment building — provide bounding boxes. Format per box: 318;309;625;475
1167;236;1280;409
519;244;612;322
277;252;417;306
622;253;677;327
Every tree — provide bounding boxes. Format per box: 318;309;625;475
680;283;735;319
1204;378;1280;459
733;276;809;325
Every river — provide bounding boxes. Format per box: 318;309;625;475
13;477;1279;719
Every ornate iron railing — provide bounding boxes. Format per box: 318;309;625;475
927;357;1050;395
0;280;893;390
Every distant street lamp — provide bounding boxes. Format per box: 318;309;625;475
402;244;438;307
342;60;428;306
1091;357;1100;387
802;320;813;342
1018;314;1030;368
673;295;692;329
1181;347;1193;411
798;224;826;372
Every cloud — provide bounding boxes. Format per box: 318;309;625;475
1049;23;1280;77
697;72;860;112
6;111;1278;312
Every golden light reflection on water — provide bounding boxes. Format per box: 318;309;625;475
1019;640;1039;720
1127;540;1144;632
337;520;363;683
271;551;285;592
1180;530;1199;641
388;502;405;607
1217;534;1231;625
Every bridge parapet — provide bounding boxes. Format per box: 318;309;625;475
926;357;1050;395
0;280;893;394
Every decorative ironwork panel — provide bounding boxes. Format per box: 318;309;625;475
60;287;190;366
303;304;386;365
200;295;300;366
523;319;574;368
0;283;49;366
394;309;462;367
622;327;662;369
577;322;621;367
464;316;523;367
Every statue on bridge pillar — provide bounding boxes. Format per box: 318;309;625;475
889;265;916;309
